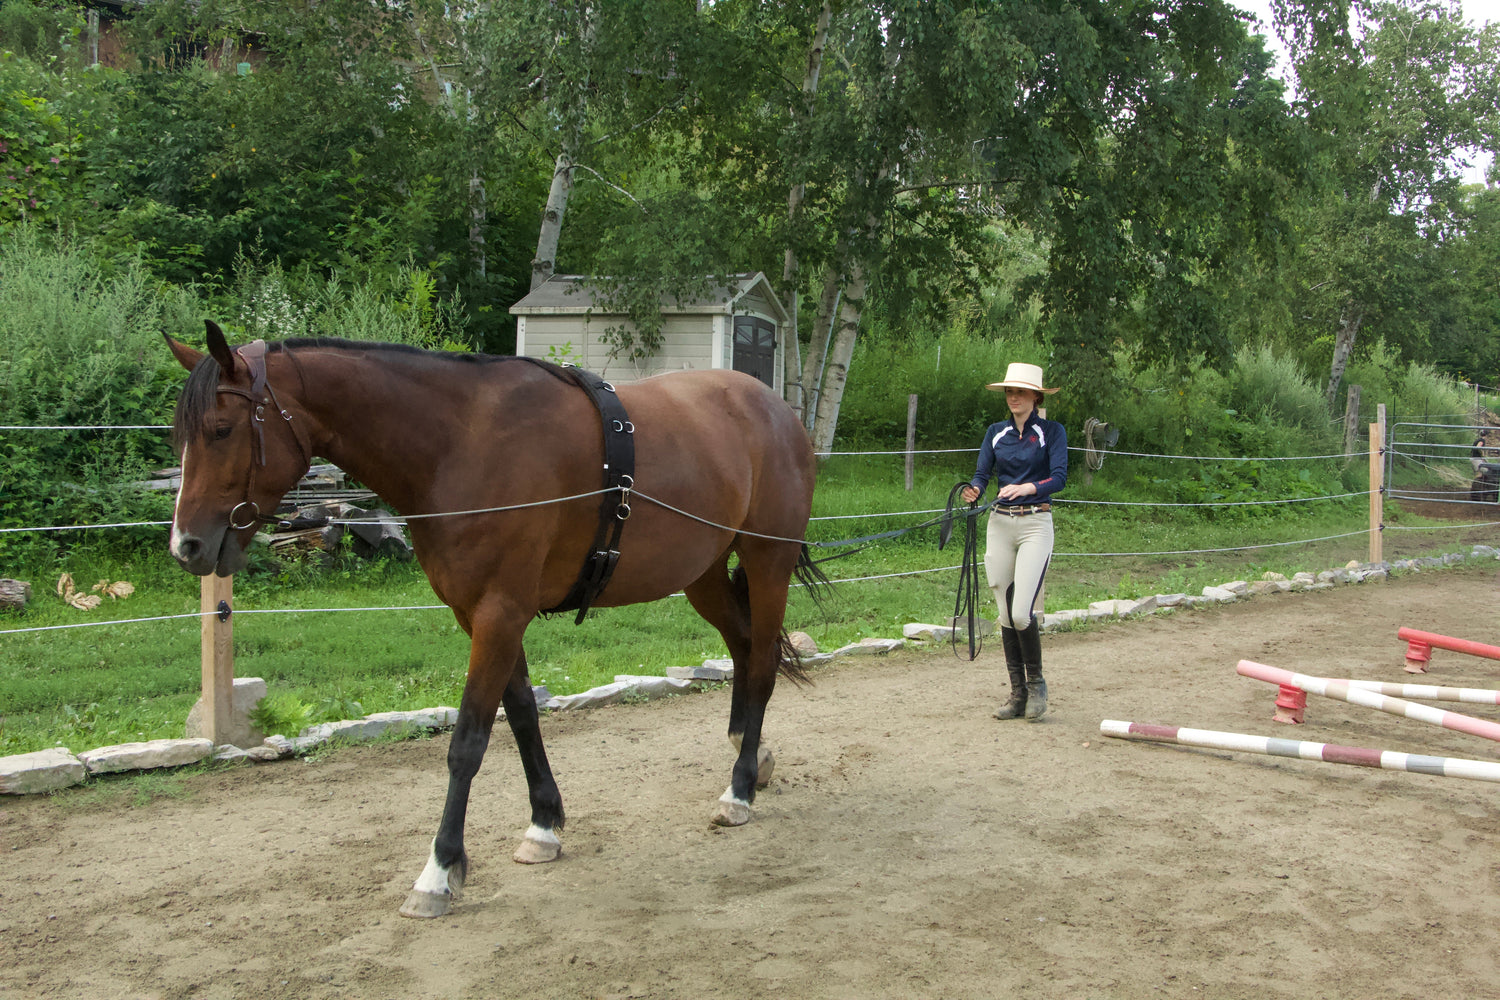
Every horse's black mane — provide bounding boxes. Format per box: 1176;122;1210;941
172;338;554;456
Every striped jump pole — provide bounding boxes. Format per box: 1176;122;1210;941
1397;627;1500;674
1237;659;1500;743
1100;720;1500;784
1261;677;1500;725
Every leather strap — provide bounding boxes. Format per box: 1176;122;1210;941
514;359;636;623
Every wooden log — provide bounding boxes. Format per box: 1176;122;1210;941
0;578;32;610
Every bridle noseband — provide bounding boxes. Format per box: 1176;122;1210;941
213;339;312;530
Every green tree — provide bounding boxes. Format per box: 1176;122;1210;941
1274;0;1500;410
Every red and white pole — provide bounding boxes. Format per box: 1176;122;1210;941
1237;659;1500;742
1396;627;1500;674
1101;720;1500;784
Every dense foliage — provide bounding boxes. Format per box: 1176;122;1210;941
0;0;1496;566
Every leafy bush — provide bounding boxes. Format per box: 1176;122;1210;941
834;329;1035;449
0;228;190;562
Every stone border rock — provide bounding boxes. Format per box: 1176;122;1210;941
4;545;1496;795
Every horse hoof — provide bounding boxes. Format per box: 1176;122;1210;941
399;890;452;919
513;829;562;865
711;792;752;827
755;745;775;788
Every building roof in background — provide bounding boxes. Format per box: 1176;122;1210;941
510;272;787;324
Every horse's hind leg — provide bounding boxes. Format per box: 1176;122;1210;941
684;557;775;794
689;542;799;827
503;649;566;864
401;612;525;919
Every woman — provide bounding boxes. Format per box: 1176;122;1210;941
960;362;1067;720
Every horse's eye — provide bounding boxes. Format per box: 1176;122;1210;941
214;423;233;440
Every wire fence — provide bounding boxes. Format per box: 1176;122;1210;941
2;419;1498;640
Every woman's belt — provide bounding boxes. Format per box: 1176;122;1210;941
991;502;1051;516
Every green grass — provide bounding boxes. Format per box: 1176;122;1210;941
1;451;1494;757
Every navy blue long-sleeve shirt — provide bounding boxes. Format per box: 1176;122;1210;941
969;412;1068;506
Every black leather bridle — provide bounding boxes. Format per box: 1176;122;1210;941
211;339;312;530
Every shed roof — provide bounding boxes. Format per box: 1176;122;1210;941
510;272;788;325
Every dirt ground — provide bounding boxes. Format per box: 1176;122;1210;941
4;564;1500;1000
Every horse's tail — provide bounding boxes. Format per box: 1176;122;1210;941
728;543;831;687
779;543;834;686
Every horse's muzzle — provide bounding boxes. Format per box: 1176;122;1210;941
170;522;249;577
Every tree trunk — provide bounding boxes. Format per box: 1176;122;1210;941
802;263;843;434
469;171;487;280
811;260;866;455
781;0;832;416
532;142;579;291
1326;302;1365;412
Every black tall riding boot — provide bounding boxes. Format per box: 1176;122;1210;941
1016;619;1047;720
994;626;1028;720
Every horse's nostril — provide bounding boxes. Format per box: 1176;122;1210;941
176;536;202;563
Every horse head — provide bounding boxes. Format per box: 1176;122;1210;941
165;320;312;576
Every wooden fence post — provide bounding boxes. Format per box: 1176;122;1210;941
905;394;918;492
1369;404;1385;564
200;574;234;746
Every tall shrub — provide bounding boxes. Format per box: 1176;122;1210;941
0;229;190;562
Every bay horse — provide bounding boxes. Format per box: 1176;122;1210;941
166;320;823;918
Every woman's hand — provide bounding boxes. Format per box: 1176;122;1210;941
996;481;1037;502
961;485;980;504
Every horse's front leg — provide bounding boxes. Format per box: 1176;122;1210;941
400;613;524;919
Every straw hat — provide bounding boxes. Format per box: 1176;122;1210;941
986;362;1059;395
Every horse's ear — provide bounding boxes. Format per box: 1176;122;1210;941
164;333;204;372
204;320;238;374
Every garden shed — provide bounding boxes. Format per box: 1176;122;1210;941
510;272;788;391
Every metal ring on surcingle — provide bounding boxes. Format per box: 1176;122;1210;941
612;419;624;433
601;381;615;392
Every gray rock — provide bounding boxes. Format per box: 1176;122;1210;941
946;616;995;637
1472;545;1498;559
1201;586;1238;603
1260;571;1288;582
544;680;633;711
832;637;905;657
78;738;214;775
612;675;697;699
1155;593;1188;608
185;676;267;750
261;734;324;757
0;747;86;794
786;631;819;655
1249;580;1291;596
903;623;955;641
1040;609;1084;630
668;663;734;682
298;708;455;744
1218;580;1250;596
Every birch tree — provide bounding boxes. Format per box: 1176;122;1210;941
1274;0;1500;410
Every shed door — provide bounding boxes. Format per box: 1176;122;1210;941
732;316;776;387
